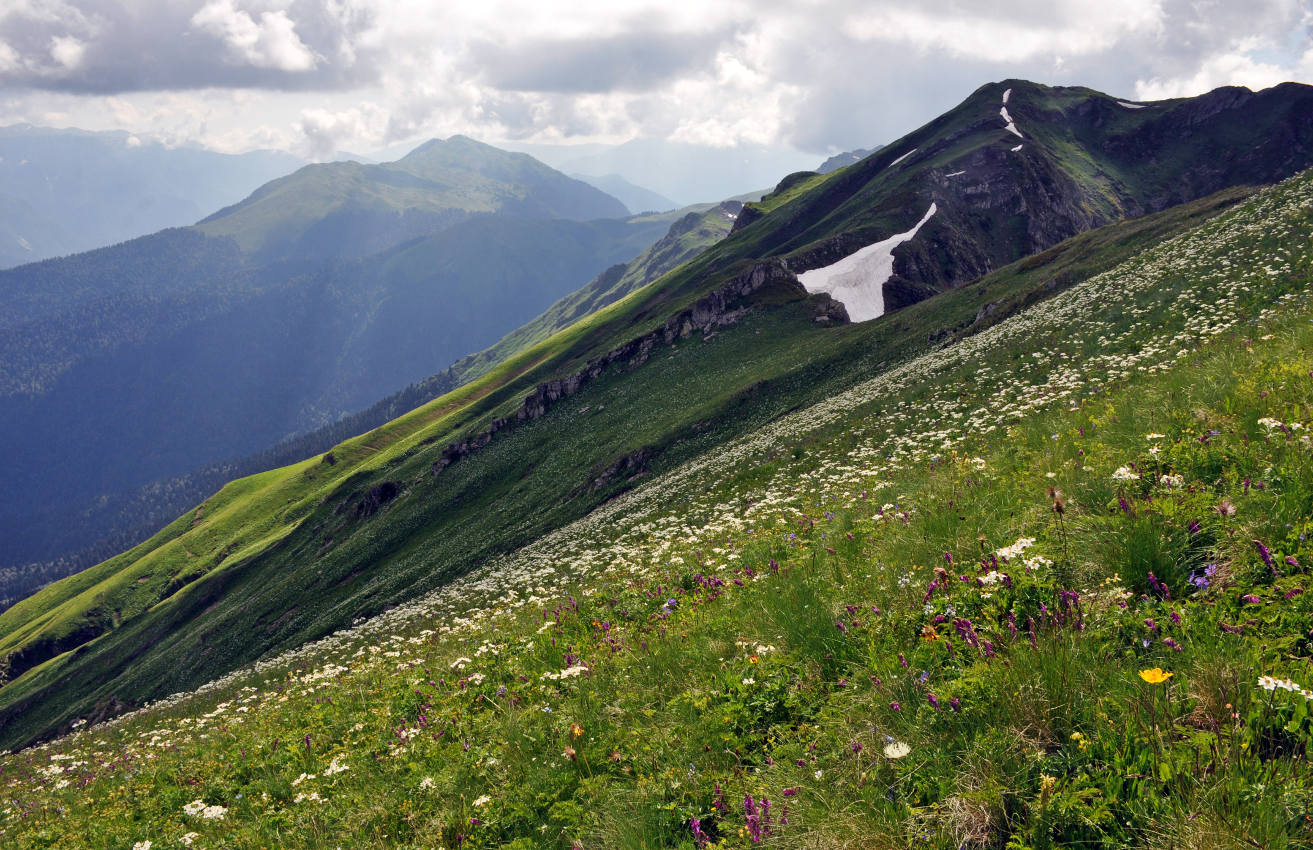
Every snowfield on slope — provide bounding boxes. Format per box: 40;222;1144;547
795;203;938;321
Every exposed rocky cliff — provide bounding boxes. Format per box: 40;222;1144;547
737;80;1313;321
431;259;808;477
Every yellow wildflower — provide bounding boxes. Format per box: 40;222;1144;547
1138;668;1173;684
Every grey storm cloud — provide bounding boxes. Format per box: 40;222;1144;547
466;28;735;94
0;0;380;93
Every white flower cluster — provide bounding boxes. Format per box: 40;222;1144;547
995;537;1036;561
1258;675;1313;699
541;664;589;680
181;800;226;820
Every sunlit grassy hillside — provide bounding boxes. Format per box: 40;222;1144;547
0;180;1252;750
2;170;1310;849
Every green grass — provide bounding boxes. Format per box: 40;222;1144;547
0;174;1261;750
1;168;1311;848
3;76;1307;746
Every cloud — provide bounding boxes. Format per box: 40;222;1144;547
0;41;20;73
842;0;1165;63
48;34;84;69
0;0;1310;161
295;102;386;158
191;1;318;72
0;0;378;92
468;28;732;93
1134;37;1313;99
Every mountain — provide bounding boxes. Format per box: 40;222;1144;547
5;163;1310;847
0;198;744;610
728;80;1313;317
570;173;679;214
437;199;745;389
816;146;881;173
0;125;302;269
195;136;628;262
1;79;1310;752
0;139;657;577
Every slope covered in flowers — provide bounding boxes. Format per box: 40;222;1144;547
2;171;1312;848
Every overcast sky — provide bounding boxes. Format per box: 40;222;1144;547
1;0;1310;160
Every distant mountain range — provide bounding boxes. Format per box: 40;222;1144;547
2;80;1311;751
0;137;664;578
0;126;303;269
0;197;743;608
815;146;882;173
570;173;679;214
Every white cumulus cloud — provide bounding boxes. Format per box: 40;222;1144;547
49;34;84;69
191;0;318;72
842;0;1165;63
1135;37;1313;99
0;40;20;73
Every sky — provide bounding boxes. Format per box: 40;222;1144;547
0;0;1310;162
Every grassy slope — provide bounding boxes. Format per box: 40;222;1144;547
7;77;1311;744
1;169;1310;849
438;201;736;389
0;181;1254;748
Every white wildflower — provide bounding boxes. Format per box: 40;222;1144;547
883;741;911;759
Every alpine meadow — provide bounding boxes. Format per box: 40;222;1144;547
2;4;1313;848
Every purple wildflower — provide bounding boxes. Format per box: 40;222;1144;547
1254;540;1276;576
690;818;709;849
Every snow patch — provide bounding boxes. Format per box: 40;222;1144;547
887;148;917;168
1011;144;1023;152
945;171;966;177
1116;101;1147;109
1000;106;1023;138
796;203;938;323
1002;87;1011;104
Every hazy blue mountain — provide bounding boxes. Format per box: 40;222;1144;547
815;146;882;173
570;173;679;214
0;139;655;578
0;125;303;268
